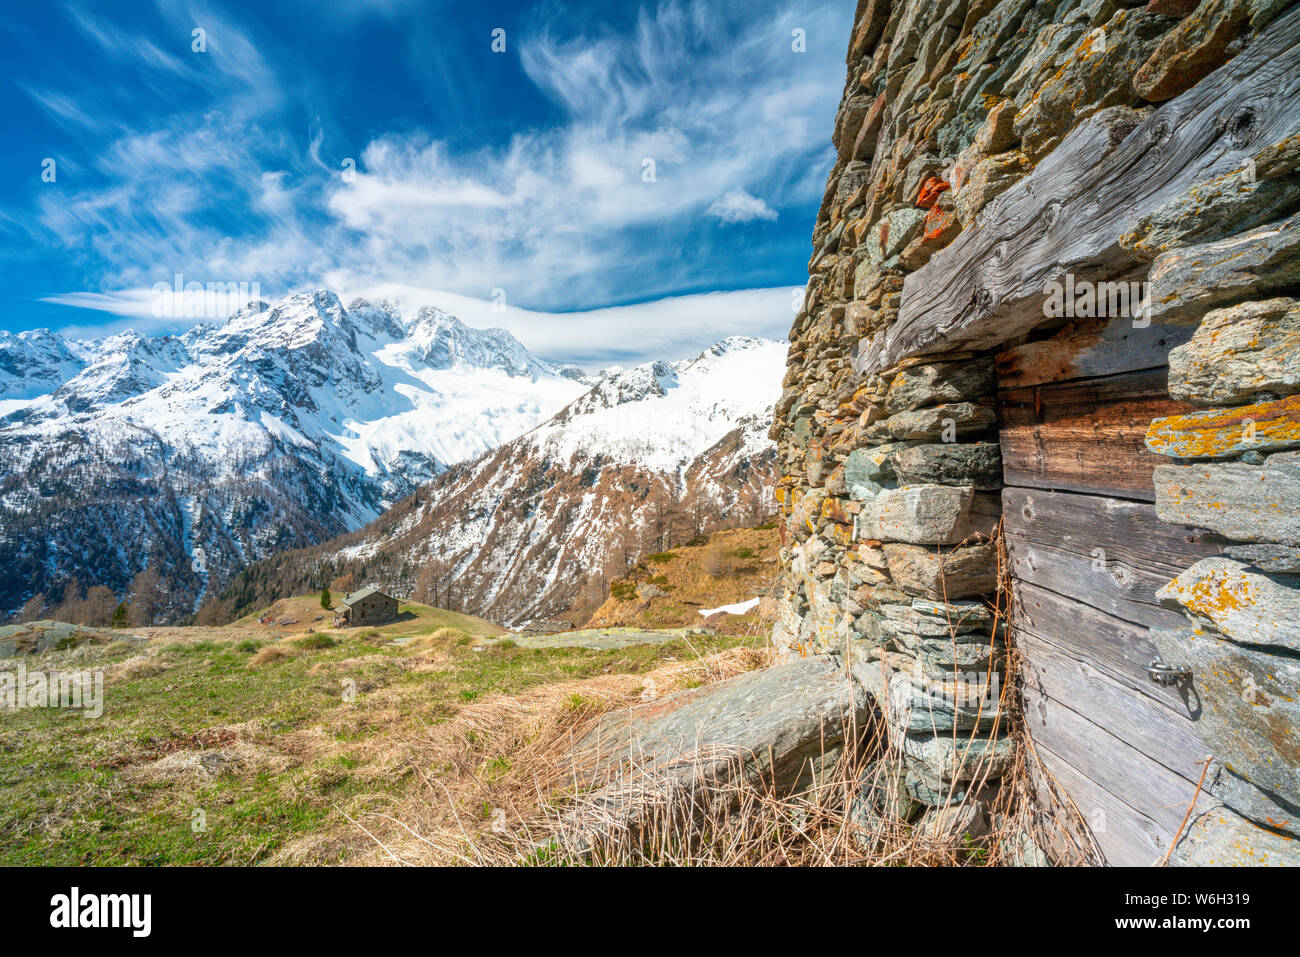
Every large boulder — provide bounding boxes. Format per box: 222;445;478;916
548;657;871;854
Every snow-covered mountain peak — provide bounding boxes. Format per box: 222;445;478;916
0;327;88;400
679;335;773;371
531;336;786;472
346;297;404;340
0;292;788;625
402;305;552;380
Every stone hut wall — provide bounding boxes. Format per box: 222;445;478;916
772;0;1300;864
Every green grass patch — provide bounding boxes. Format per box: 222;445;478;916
0;619;756;866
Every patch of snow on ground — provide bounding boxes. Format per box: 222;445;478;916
699;597;761;617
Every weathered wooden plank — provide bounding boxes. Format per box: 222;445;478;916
1031;740;1170;867
994;315;1195;390
1002;487;1224;629
1023;691;1203;866
1008;535;1195;630
997;368;1196;500
1011;579;1191;715
857;5;1300;374
1018;629;1207;787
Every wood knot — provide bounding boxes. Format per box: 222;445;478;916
1041;201;1064;234
1226;105;1257;149
1148;117;1174;150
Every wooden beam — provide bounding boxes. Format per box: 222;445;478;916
997;368;1197;501
857;5;1300;374
994;315;1194;390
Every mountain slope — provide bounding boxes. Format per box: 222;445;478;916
0;292;586;621
218;337;786;627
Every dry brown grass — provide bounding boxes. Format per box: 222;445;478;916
400;627;469;651
103;653;170;683
329;644;767;864
584;526;780;632
246;643;299;668
331;523;1099;867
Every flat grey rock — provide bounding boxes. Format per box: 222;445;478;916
901;730;1016;786
882;541;999;599
547;657;870;855
1145;211;1300;326
1168;297;1300;405
891;442;1003;490
856;485;999;545
1157;558;1300;651
883;359;994;414
1171;800;1300;867
1153;454;1300;545
867;402;998;443
0;620;140;659
878;599;993;637
1150;624;1300;833
1224;543;1300;573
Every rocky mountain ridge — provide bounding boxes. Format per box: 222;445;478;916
0;291;590;621
216;337;788;627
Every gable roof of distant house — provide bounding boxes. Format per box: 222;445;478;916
343;585;390;606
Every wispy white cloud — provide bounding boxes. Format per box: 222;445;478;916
16;0;846;358
709;188;779;224
44;283;802;368
340;283;803;367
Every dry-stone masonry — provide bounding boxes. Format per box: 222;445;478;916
772;0;1300;864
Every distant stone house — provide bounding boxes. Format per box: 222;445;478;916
332;586;399;628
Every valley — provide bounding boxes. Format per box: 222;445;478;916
1;298;782;629
0;567;770;865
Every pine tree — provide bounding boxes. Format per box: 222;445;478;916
111;602;130;629
321;586;332;609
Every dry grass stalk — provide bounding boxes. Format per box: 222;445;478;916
340;532;1097;865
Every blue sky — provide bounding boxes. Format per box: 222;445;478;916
2;0;851;364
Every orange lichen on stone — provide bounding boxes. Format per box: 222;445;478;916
1146;395;1300;458
1181;568;1259;619
922;205;958;244
916;176;950;210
